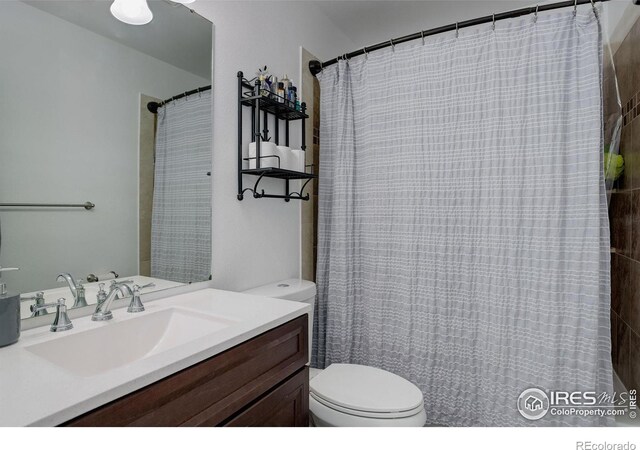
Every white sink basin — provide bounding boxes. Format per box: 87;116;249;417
1;287;311;426
26;308;236;377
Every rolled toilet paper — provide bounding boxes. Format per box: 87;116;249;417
248;141;278;169
289;149;306;173
276;146;291;171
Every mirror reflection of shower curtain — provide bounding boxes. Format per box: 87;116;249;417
151;90;212;283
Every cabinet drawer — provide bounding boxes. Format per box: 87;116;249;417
65;314;308;426
224;367;309;427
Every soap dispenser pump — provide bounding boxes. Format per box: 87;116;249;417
0;266;21;347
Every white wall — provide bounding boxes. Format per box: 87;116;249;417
190;1;356;291
0;1;209;293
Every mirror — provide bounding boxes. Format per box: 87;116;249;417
0;0;213;321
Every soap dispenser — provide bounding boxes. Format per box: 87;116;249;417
0;266;20;347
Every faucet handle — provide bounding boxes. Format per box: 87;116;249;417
32;298;73;332
72;280;88;309
96;283;108;305
21;291;44;302
22;292;48;317
127;283;155;313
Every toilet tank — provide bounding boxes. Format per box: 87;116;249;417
243;279;316;357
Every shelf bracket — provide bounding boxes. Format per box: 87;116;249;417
253;173;267;198
289;178;313;201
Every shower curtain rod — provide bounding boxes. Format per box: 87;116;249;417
309;0;612;76
147;84;211;114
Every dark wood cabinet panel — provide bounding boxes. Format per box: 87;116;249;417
224;367;308;427
64;315;308;427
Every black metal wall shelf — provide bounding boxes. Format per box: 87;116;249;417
240;95;308;121
241;167;316;202
242;167;315;180
237;71;312;202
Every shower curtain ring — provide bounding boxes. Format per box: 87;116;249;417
363;46;368;59
574;0;578;16
492;13;496;30
390;38;395;51
421;30;425;45
534;5;539;23
455;22;459;38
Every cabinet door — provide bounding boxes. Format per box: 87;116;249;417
224;367;309;427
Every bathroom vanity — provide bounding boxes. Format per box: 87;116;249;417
0;286;310;427
65;315;309;426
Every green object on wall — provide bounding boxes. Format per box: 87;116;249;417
604;151;624;182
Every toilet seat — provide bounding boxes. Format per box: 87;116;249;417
309;364;425;419
310;392;426;419
309;395;427;427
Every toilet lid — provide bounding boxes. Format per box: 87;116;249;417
310;364;424;417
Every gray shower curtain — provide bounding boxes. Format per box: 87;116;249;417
151;90;212;283
314;10;612;426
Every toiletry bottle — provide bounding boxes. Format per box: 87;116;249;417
289;86;297;108
281;74;291;102
277;82;285;103
0;267;20;347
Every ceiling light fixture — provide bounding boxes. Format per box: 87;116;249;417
172;0;197;4
110;0;153;26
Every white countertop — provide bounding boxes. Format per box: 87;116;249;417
0;287;310;426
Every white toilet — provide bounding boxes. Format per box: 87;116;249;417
243;279;427;427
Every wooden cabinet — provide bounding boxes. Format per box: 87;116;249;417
225;367;308;427
64;315;309;427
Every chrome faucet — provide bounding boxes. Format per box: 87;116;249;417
21;292;47;317
92;282;133;321
32;298;73;332
57;273;79;305
127;283;155;313
108;280;133;296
